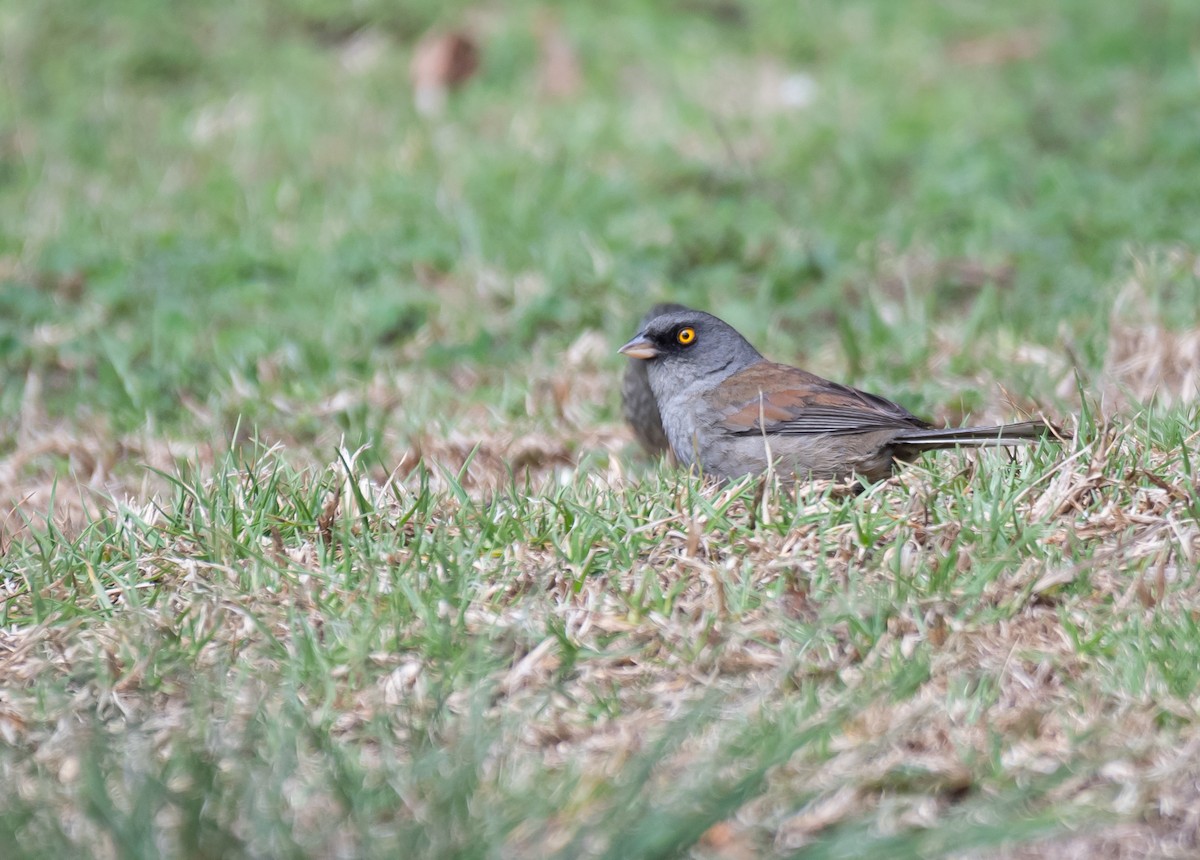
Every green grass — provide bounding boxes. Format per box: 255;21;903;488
3;0;1200;857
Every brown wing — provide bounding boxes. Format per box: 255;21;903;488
706;362;932;437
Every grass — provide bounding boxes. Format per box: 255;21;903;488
2;0;1200;856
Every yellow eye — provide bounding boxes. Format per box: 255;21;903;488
677;327;696;345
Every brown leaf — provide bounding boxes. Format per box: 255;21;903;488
410;29;480;114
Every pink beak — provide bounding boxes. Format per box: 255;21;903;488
618;335;659;360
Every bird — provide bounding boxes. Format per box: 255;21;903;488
618;309;1062;483
621;302;692;457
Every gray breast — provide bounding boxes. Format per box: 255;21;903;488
647;375;711;468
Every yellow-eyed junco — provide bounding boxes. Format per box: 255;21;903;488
619;308;1063;482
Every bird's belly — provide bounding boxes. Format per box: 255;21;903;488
707;432;901;483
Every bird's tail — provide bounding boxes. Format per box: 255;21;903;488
894;419;1064;451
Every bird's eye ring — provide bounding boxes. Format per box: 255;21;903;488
677;327;696;346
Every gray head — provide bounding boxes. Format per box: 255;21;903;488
618;310;763;392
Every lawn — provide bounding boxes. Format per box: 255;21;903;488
2;0;1200;857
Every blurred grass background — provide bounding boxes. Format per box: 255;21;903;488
4;0;1198;444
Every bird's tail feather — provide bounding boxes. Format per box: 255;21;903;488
895;420;1062;450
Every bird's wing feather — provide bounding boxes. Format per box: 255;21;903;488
707;362;931;437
